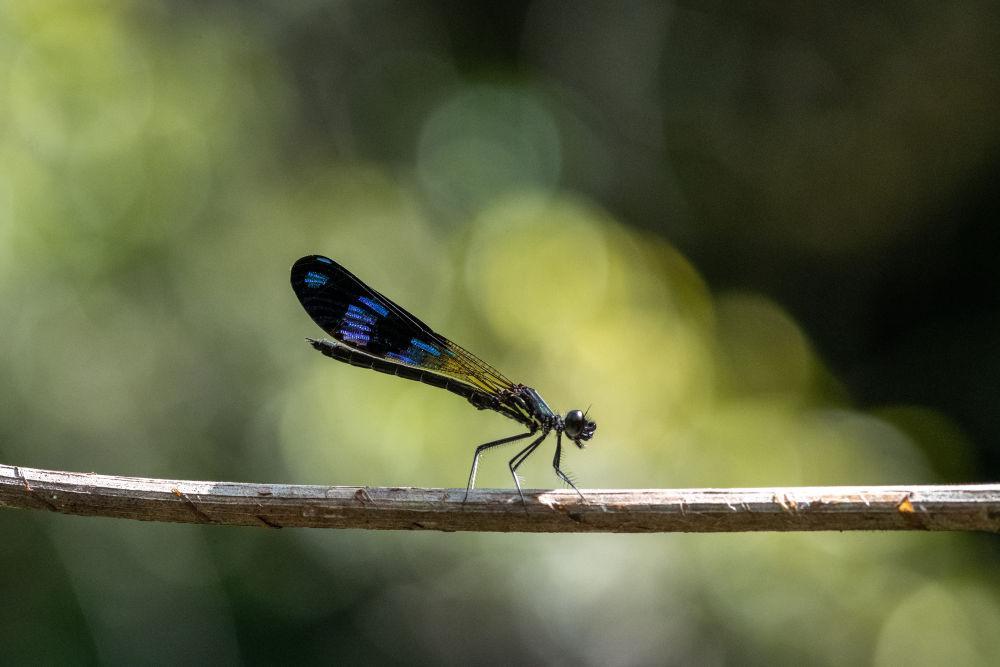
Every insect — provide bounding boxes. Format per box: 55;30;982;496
290;255;597;505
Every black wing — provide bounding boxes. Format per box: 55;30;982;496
290;255;515;396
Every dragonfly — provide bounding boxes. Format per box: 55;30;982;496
290;254;597;505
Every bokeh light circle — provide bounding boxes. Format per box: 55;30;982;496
417;85;561;215
464;192;610;346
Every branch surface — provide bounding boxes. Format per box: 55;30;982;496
2;465;998;533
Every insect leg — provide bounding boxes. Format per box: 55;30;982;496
464;431;534;503
552;431;585;500
508;432;549;509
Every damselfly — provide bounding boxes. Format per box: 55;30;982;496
290;255;597;504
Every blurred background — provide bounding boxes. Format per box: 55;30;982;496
2;1;999;664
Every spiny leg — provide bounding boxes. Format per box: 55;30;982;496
464;431;534;503
508;432;549;509
553;431;585;500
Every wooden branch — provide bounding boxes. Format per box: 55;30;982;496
1;464;998;533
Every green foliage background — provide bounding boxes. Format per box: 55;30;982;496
1;3;998;664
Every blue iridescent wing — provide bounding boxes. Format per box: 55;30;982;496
290;255;515;395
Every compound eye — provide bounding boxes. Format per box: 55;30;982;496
564;410;585;438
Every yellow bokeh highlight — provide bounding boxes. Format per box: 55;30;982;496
874;583;1000;667
8;9;152;157
464;192;612;347
714;292;816;400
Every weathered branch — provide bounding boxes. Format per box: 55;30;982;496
1;464;998;533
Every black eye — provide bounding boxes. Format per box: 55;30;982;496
564;410;586;438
